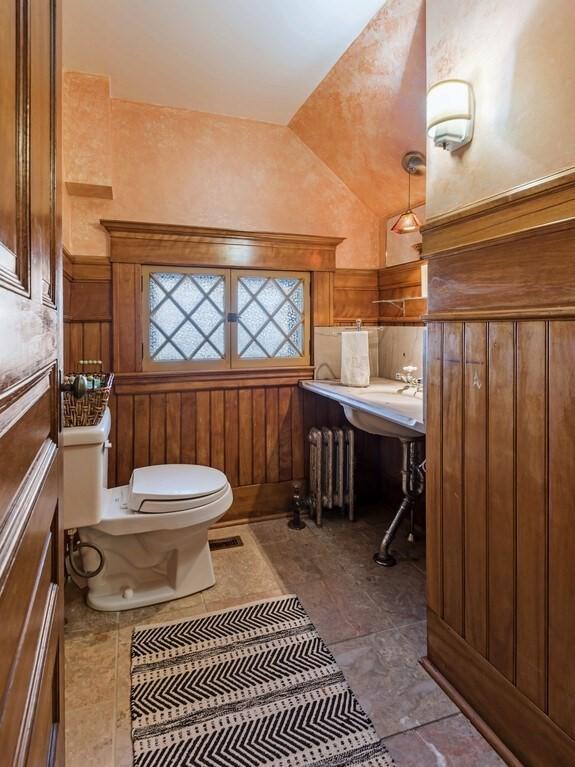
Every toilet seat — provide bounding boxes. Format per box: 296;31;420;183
128;464;228;513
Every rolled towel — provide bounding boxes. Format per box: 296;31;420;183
341;331;370;387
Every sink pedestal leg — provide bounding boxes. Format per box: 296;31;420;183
374;437;425;568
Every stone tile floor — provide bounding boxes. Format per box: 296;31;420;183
64;507;504;766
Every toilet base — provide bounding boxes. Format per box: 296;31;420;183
79;524;218;612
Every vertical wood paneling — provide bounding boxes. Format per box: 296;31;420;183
64;321;112;371
116;396;134;485
69;323;83;370
166;393;181;463
210;390;225;471
487;322;516;682
442;323;464;635
265;388;279;483
252;388;266;484
133;395;150;469
100;322;112;370
150;394;166;466
548;321;575;738
180;392;196;464
426;323;443;616
195;391;211;466
463;322;488;655
112;263;140;372
224;389;239;487
238;389;253;486
312;271;334;327
278;387;292;482
291;387;304;479
82;323;100;362
516;321;548;709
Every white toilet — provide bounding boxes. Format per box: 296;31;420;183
62;408;233;611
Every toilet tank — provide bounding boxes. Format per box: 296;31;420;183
62;408;112;529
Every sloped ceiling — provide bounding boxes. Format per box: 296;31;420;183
290;0;426;220
62;0;385;124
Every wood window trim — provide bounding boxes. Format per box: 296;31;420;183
113;366;315;395
101;220;342;272
105;222;342;374
230;269;310;369
142;265;230;373
142;266;311;372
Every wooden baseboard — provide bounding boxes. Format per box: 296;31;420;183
213;511;293;529
219;480;302;524
420;659;522;767
427;609;575;767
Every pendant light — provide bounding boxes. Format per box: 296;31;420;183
391;151;426;235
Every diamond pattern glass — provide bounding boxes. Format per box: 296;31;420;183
237;276;305;360
148;272;225;362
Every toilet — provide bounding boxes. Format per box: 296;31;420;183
62;408;233;611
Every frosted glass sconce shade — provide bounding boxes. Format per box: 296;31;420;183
427;79;474;151
391;209;421;234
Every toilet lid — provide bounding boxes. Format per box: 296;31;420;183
128;464;229;513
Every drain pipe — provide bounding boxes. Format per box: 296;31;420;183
288;482;309;530
374;437;425;567
65;528;105;579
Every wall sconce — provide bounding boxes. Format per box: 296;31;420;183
427;79;474;151
391;151;426;235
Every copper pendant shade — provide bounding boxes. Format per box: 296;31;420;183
391;151;426;235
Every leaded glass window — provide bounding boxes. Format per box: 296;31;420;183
142;267;309;370
236;276;305;360
147;271;226;362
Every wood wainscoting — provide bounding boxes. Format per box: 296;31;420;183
333;263;426;327
422;168;575;766
64;222;383;523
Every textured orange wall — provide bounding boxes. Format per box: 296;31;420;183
426;0;575;218
290;0;426;219
63;75;380;268
62;72;113;189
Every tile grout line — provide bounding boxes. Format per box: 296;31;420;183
385;711;461;741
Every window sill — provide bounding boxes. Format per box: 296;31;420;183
113;366;315;394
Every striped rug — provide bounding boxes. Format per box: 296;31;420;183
131;594;394;766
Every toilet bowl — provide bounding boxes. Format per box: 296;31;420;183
62;408;233;611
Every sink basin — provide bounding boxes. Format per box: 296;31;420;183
300;378;425;439
342;405;422;439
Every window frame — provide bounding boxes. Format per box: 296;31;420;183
142;265;231;373
230;269;310;369
141;265;310;372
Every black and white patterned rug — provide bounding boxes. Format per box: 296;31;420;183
131;594;394;766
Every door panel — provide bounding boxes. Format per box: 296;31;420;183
0;0;63;764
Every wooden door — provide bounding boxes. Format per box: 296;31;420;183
0;0;64;764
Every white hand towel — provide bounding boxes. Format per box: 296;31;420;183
341;331;370;387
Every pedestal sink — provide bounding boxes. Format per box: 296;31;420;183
300;378;425;566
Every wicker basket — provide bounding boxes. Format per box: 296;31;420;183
63;371;114;428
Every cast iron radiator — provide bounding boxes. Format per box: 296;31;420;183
308;426;355;526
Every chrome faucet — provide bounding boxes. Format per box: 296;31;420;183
395;366;423;395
